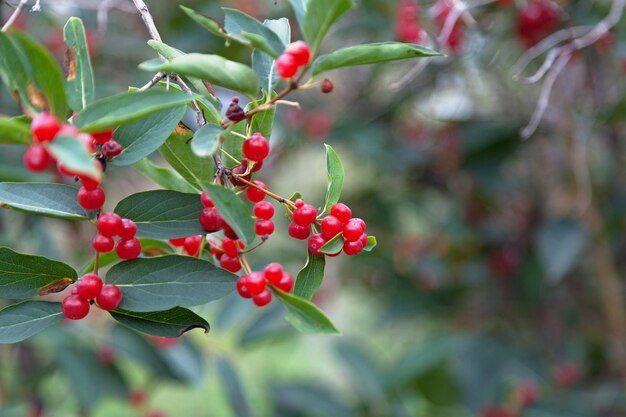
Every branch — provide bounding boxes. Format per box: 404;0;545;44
2;0;28;32
130;0;162;42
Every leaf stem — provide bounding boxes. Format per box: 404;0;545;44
93;252;100;275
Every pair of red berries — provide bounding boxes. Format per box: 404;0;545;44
395;0;424;44
236;262;294;307
253;200;275;237
93;212;141;259
169;235;204;256
210;237;245;273
276;40;312;79
62;274;123;320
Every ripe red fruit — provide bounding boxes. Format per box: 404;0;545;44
129;390;148;408
253;289;272;307
515;381;539;408
294;199;305;208
264;262;283;284
169;238;186;247
343;239;364;256
330;203;352;224
285;40;311;67
222;222;239;239
201;191;214;207
255;219;275;236
359;233;368;248
288;221;311;240
75;273;103;300
62;295;90;320
31;112;61;143
77;186;106;210
517;0;559;48
92;233;115;253
435;0;464;52
91;130;114;144
116;238;142;259
23;144;53;172
97;212;123;237
274;272;294;293
246;272;266;295
230;164;252;186
242;133;270;162
276;53;298;78
343;220;365;241
79;174;100;191
253;201;274;220
220;254;241;273
321;79;334;94
199;207;223;232
183;235;202;256
241;158;263;173
119;218;138;239
236;276;252;298
222;238;239;257
96;284;123;311
350;217;367;231
320;216;343;239
246;180;267;203
308;233;327;255
101;140;123;158
293;204;317;226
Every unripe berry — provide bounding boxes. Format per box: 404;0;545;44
75;273;103;300
183;235;202;256
92;233;115;253
242;133;270;162
288;221;310;240
343;239;364;256
62;295;90;320
225;96;245;122
264;262;283;284
119;218;138;239
321;79;334;94
343;220;365;241
91;130;114;144
96;284;123;311
276;53;298;78
236;276;252;298
293;204;317;226
97;212;123;237
77;186;106;210
220;254;241;273
308;233;327;255
285;40;312;66
253;288;272;307
253;201;274;220
23;144;53;172
116;238;142;259
31;112;61;143
169;238;186;247
101;140;123;158
255;219;275;236
330;203;352;224
274;272;294;293
320;216;343;240
201;191;214;207
246;180;267;203
199;207;223;232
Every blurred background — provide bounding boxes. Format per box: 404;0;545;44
2;0;626;416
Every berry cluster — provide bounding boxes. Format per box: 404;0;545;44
395;0;424;44
209;237;246;273
276;40;311;79
61;273;122;320
94;212;141;259
169;235;203;256
236;262;294;307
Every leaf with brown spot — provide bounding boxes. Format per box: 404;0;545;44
64;48;77;81
27;84;48;111
63;17;95;111
38;278;74;296
175;122;192;136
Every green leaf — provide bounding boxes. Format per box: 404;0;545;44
312;42;443;76
0;117;31;145
46;135;100;179
274;289;340;334
0;301;63;344
537;218;588;284
63;17;95;111
190;123;223;157
106;255;237;312
302;0;353;53
288;0;307;28
0;32;32;112
111;106;185;166
363;235;377;252
223;8;285;58
110;307;209;338
320;233;343;254
12;32;68;119
294;252;326;300
180;5;221;32
204;184;255;245
252;18;291;93
221;123;247;168
74;89;195;132
114;190;205;239
215;357;253;417
140;54;259;99
132;158;198;193
161;133;214;192
246;93;276;138
0;182;93;220
321;144;345;216
0;247;77;299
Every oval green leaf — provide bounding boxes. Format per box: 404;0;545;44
191;123;223;157
0;182;93;220
110;307;210;338
63;17;95;111
274;289;340;335
0;117;31;145
161;133;214;191
223;8;286;58
132;158;198;194
321;144;345;216
302;0;353;53
46;135;100;179
320;232;343;254
204;184;255;245
0;301;63;344
294;251;326;300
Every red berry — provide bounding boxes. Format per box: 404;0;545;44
236;276;252;298
23;144;53;172
242;133;270;162
293;204;317;226
288;221;310;240
199;207;223;232
243;272;265;295
255;219;275;236
330;203;352;224
321;79;334;94
276;53;298;78
253;201;274;220
515;381;539;408
92;233;114;253
230;164;252;186
75;273;103;300
294;199;305;208
264;262;283;284
201;191;214;207
517;0;560;48
97;212;123;237
343;239;364;256
274;272;294;293
92;130;114;144
183;235;202;256
350;217;367;231
119;218;137;239
222;222;239;239
219;254;241;273
246;180;267;203
129;390;148;408
285;40;311;67
31;112;61;143
57;124;79;137
101;140;123;158
308;233;327;255
252;289;272;307
343;220;365;241
222;238;239;257
116;238;142;259
320;216;343;240
79;174;100;191
62;295;90;320
211;244;224;260
77;186;106;210
359;233;368;248
96;284;123;311
241;158;263;173
169;238;186;247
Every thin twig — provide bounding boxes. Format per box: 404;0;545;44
174;75;205;126
2;0;29;32
229;173;297;209
138;72;166;91
131;0;162;42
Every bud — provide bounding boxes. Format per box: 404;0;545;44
225;96;245;122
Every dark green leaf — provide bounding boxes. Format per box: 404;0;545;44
114;190;205;239
110;307;209;338
191;123;223;157
294;252;326;300
0;32;32;112
221;123;247;168
205;184;255;245
320;232;343;254
288;0;307;28
252;18;291;93
180;5;221;32
140;54;259;99
246;93;276;138
223;8;285;57
132;158;198;193
0;247;77;299
46;135;100;179
111;106;186;166
312;42;443;76
274;289;340;334
321;144;344;216
74;89;195;132
0;117;31;145
0;182;93;220
363;235;377;252
106;255;237;312
63;17;95;111
215;357;253;417
537;218;588;284
302;0;353;53
0;301;63;344
161;133;214;191
159;338;205;384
